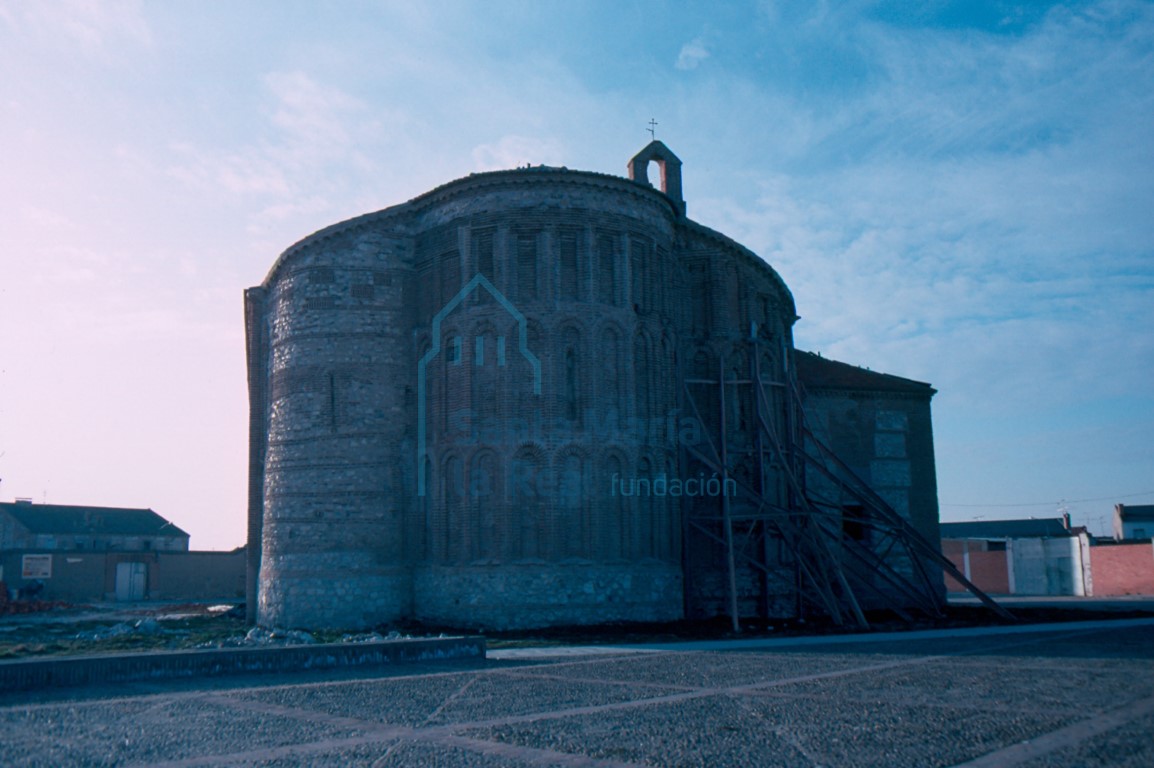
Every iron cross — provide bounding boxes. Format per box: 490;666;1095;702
648;118;658;140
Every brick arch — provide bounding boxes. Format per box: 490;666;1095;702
637;453;657;559
553;444;592;558
558;324;585;426
597;323;626;420
468;449;502;561
634;329;655;419
511;443;547;560
417;455;434;560
691;347;713;378
438;452;464;563
600;449;631;560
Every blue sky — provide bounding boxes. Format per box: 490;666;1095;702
1;1;1151;548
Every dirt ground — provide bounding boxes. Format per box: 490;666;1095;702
3;596;1153;661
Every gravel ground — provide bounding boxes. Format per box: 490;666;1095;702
1;621;1152;767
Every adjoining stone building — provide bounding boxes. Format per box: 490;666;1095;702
245;141;946;630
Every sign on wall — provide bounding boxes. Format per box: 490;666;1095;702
21;554;52;579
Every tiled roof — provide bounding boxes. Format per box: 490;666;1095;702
0;503;189;538
940;518;1071;539
794;351;935;396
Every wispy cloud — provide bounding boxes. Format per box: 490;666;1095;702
690;2;1154;420
263;71;366;162
676;37;710;70
2;0;1149;544
0;0;152;53
166;143;291;199
471;135;566;171
161;71;390;240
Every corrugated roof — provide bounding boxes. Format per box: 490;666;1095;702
0;503;189;538
940;518;1071;539
794;351;936;396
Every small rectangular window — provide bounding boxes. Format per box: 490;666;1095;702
841;505;867;542
310;267;335;284
305;296;336;310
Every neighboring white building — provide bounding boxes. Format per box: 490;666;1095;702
1114;504;1154;541
941;517;1090;596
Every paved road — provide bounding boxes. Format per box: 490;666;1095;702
3;619;1153;767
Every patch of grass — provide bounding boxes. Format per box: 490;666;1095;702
0;614;250;660
4;602;1152;661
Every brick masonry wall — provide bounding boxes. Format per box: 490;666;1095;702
0;550;246;603
150;551;246;601
1089;542;1154;596
258;223;412;629
942;547;1011;594
802;391;944;604
248;164;925;630
413;563;682;630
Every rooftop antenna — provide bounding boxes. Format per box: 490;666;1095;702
648;118;658;140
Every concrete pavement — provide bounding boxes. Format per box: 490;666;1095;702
3;618;1153;766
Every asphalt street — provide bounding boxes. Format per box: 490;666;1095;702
2;619;1153;767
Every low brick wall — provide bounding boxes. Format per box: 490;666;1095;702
942;541;1010;594
1090;542;1154;596
0;549;245;603
0;636;485;691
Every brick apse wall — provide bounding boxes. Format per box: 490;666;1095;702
245;142;944;630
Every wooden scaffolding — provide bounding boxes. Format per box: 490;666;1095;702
680;334;1012;631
